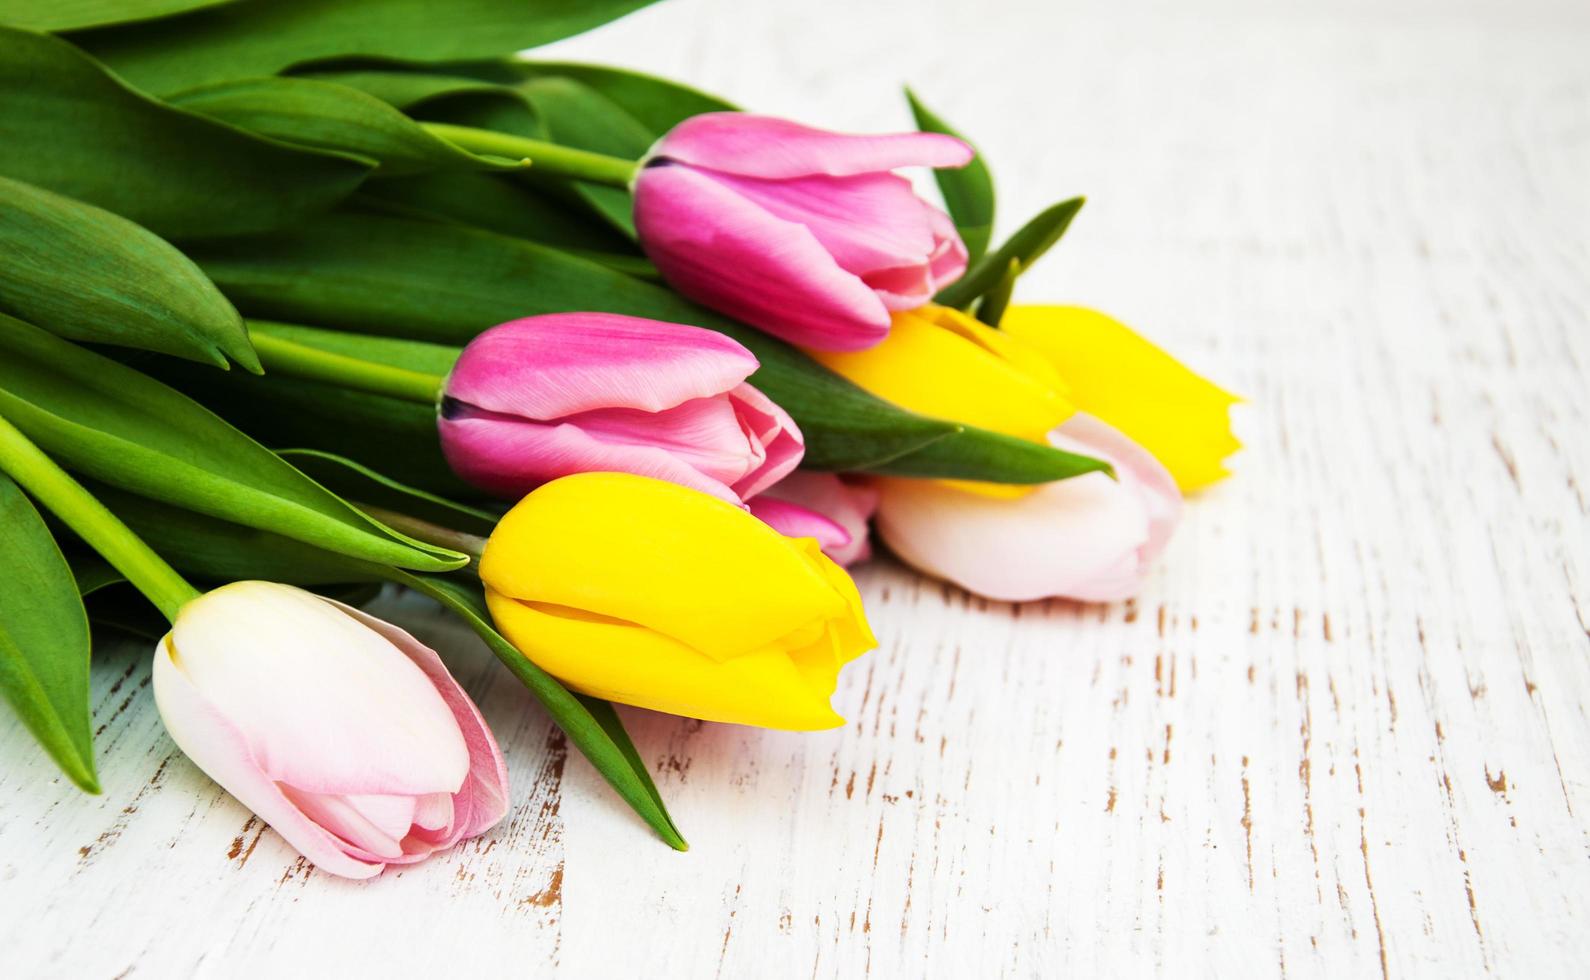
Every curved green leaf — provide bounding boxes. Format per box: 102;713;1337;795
276;448;500;537
0;0;234;31
906;88;995;264
0;27;371;239
185;209;964;473
512;75;649;236
0;314;466;572
169;77;525;176
73;0;663;96
0;473;97;792
0;175;257;371
512;60;736;134
974;257;1021;328
936;197;1084;310
393;571;687;851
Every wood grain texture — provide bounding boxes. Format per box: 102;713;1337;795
2;0;1587;975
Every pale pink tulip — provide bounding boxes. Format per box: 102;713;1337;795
152;582;509;879
440;313;803;505
633;113;973;351
750;471;879;566
873;415;1181;602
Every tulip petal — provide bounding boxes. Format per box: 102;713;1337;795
167;583;469;797
152;637;384;879
656;113;974;179
411;792;454;833
758;471;879;566
485;587;846;730
440;406;747;504
725;383;804;499
1001;305;1241;492
446;313;759;420
634;163;891;351
279;787;408;860
331;599;510;845
748;496;852;554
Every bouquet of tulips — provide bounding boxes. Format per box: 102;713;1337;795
0;1;1239;876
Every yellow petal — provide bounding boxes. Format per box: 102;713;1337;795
810;305;1073;445
478;472;875;730
1001;306;1240;492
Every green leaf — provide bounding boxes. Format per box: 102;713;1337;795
513;75;653;237
359;173;637;254
0;313;466;572
276;448;500;537
865;427;1111;483
66;552;125;597
249;320;459;375
0;27;370;240
0;175;257;371
974;257;1021;328
0;0;234;32
186;209;965;474
72;0;663;96
0;473;98;792
393;570;687;851
512;61;736;134
906;88;995;264
169;77;525;176
936;197;1084;310
294;65;543;136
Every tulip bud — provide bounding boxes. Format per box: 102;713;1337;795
874;414;1181;602
634;112;974;351
439;313;803;505
480;472;875;730
152;582;509;879
749;471;879;567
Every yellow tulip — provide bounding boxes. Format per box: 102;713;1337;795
1001;306;1240;492
810;305;1074;497
480;472;875;730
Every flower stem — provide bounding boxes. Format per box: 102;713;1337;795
0;412;199;623
249;330;444;406
421;122;640;188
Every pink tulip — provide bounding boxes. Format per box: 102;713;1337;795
439;313;803;505
873;415;1181;602
749;471;879;566
633;113;974;351
152;582;509;879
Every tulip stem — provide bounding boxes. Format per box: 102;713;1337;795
249;330;444;406
0;412;200;623
421;123;640;188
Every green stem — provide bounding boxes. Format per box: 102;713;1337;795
422;122;640;188
0;413;199;623
250;330;444;406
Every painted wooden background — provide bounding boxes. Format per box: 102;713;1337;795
2;0;1587;975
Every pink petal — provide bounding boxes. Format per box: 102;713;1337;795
759;472;878;566
151;637;384;879
565;395;761;489
748;496;852;554
702;170;940;279
279;786;408;860
873;414;1181;603
634;163;891;351
332;599;510;846
167;583;468;797
726;383;804;499
411;792;454;832
925;206;969;291
446;313;759;420
655;112;973;179
440;406;746;504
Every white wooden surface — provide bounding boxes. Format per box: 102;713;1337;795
3;0;1588;975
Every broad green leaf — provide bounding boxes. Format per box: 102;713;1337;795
73;0;663;96
936;197;1085;310
576;694;678;838
0;175;257;371
974;257;1021;328
293;65;544;137
0;314;466;572
512;76;652;237
276;449;500;537
512;60;736;134
864;426;1110;483
142;355;469;495
0;0;234;31
906;89;995;264
358;173;638;254
185;210;966;474
392;571;687;851
0;473;98;792
169;77;525;176
0;27;370;240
